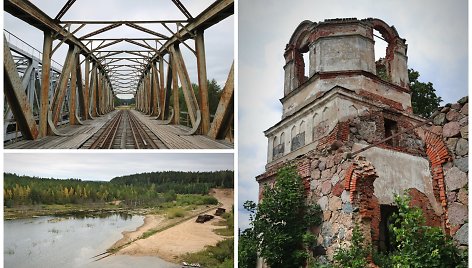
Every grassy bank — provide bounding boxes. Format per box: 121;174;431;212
4;194;218;220
4;203;126;220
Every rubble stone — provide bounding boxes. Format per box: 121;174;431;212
447;191;457;203
454;157;468;173
448;202;468;226
458;96;468;105
460;103;468;115
453;223;468;245
446;110;461;121
321;180;332;195
451;103;462;110
446;138;459;152
455;138;468;156
318;196;329;211
443;122;461;138
458;188;468;205
433;113;447;125
445;167;468;191
328;196;342;211
460;126;468;139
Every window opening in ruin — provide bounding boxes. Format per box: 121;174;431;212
302;52;310;79
384;118;398;146
280;132;285;154
374;29;389;82
379;205;398;252
273;133;285;159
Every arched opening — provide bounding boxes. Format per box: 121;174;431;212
313;113;319;140
302;52;310;79
272;135;278;149
300;120;306;133
272;135;284;160
280;132;285;147
373;29;389;81
290;125;297;152
299;120;306;147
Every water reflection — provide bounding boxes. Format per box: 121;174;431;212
4;213;178;268
55;211;133;220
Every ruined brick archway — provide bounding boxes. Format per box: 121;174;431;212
344;156;380;245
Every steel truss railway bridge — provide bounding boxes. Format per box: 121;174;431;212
4;0;234;149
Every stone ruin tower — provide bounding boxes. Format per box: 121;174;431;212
256;18;468;263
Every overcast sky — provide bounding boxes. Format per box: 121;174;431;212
4;152;234;181
4;0;233;99
238;0;468;230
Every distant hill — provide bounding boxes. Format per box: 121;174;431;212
110;170;234;188
4;170;234;207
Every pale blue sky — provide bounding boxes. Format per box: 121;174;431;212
238;0;468;230
4;153;234;181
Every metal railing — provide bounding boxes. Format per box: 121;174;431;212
4;29;63;72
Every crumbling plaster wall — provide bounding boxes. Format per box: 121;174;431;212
282;74;412;118
266;91;371;163
309;35;375;74
281;18;410;119
354;144;441;213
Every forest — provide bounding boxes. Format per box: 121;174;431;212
4;170;233;207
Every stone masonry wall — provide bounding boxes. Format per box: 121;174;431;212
431;97;468;248
257;97;469;264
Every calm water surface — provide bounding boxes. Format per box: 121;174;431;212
4;214;179;268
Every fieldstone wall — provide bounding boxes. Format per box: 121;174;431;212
432;97;468;248
257;98;469;265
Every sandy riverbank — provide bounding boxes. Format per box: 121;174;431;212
113;189;234;263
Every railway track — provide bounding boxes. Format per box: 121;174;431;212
82;110;166;149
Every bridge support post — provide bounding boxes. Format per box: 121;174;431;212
69;49;77;125
51;44;79;128
171;55;180;124
195;30;210;134
144;73;150;114
90;63;98;117
76;54;86;120
171;44;199;127
159;57;166;119
83;57;90;120
97;71;102;115
151;62;160;116
40;31;53;137
208;62;234;140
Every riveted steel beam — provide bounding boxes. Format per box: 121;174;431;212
4;35;39;140
80;23;123;39
124;22;169;39
171;0;193;19
5;0;104;66
54;0;77;21
60;20;188;24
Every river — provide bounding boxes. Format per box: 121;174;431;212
4;213;180;268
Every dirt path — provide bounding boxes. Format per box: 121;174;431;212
115;189;234;263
